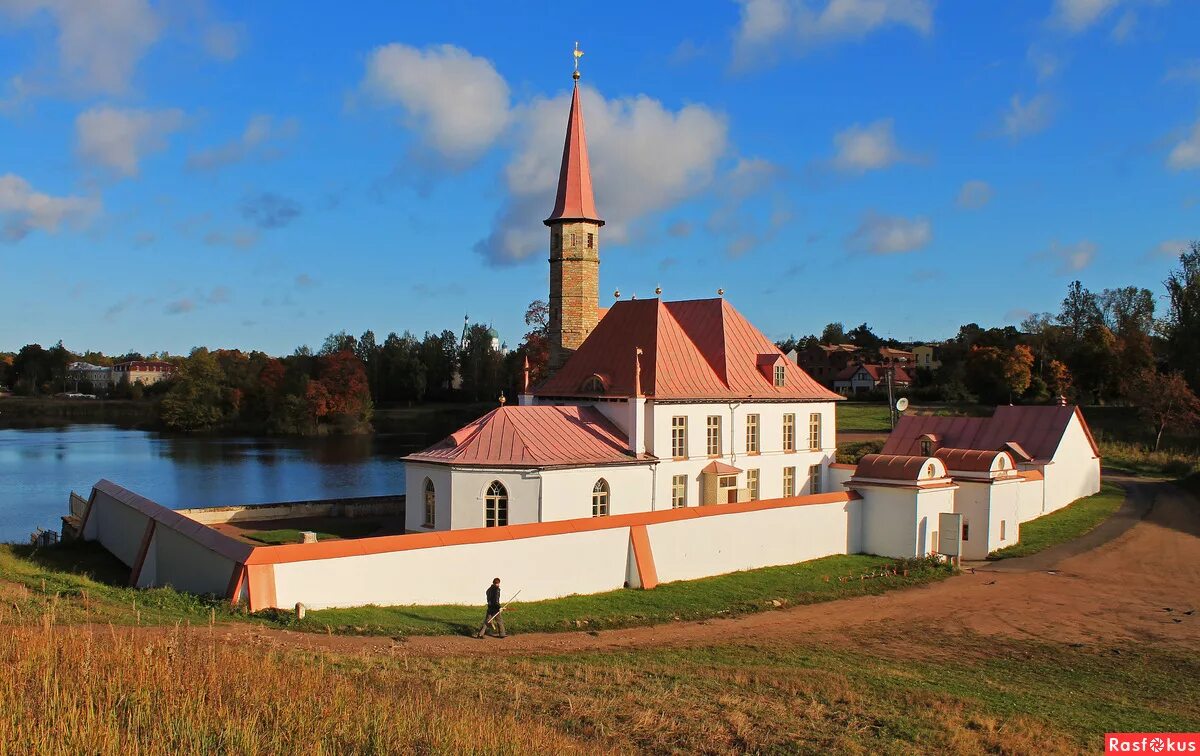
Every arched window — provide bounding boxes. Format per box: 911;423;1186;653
422;478;436;528
485;481;508;527
580;375;606;394
926;463;937;478
592;479;610;517
997;456;1007;470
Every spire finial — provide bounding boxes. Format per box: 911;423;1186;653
573;41;583;80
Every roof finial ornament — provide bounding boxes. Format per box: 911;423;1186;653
498;391;507;407
614;288;621;299
717;288;725;297
655;286;662;296
573;41;584;80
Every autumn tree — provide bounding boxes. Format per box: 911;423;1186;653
1129;369;1200;451
521;299;551;387
1003;344;1034;401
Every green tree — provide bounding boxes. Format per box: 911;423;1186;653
160;348;227;431
1163;241;1200;392
1058;280;1104;340
820;322;847;344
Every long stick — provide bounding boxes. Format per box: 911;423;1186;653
486;588;522;626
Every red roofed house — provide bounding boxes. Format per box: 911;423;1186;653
404;68;841;533
832;363;913;395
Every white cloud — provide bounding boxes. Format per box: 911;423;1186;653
0;173;98;241
828;118;913;174
1050;0;1122;32
187;114;297;171
956;180;993;209
1167;119;1200;171
1151;239;1189;259
1110;10;1137;42
1165;60;1200;84
361;43;510;160
847;211;932;254
998;93;1055;139
476;86;728;264
732;0;933;69
75;106;185;177
0;0;161;95
1036;239;1097;273
724;157;782;197
1027;47;1062;82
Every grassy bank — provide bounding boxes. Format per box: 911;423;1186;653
1098;440;1199;477
292;554;953;637
0;396;159;428
989;482;1124;560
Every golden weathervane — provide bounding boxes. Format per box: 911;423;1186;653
573;41;584;78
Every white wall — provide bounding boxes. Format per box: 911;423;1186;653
405;463;453;532
952;481;992;560
859;486;919;558
828;465;855;490
647;499;861;583
540;464;657;519
148;526;238;595
1043;414;1101;513
83;489;150;567
271;527;634;608
914;487;957;557
1015;474;1046;523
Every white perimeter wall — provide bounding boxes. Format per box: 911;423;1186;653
647;500;860;583
83;488;237;596
1016;474;1046;523
272;526;634;608
954;481;1021;560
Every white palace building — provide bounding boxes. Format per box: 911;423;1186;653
70;64;1102;611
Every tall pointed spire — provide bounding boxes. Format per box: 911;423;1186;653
544;67;603;226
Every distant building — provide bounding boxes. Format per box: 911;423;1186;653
833;363;913;395
795;343;860;387
878;347;914;364
912;344;942;371
112;360;176;386
67;362;113;391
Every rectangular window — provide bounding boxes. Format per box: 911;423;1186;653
782;414;795;452
783;467;796;497
671;416;687;458
808;412;822;451
587;232;594;248
706;415;722;456
570;233;577;246
671;474;687;508
962;520;970;542
746;414;759;453
808;464;821;495
1000;520;1007;540
747;469;759;501
774;364;785;386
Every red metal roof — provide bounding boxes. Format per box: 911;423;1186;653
535;297;841;402
544;81;602;226
881;405;1099;461
700;460;742;475
405;405;649;468
934;447;1011;472
854;454;937;481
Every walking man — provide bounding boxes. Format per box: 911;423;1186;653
476;577;506;638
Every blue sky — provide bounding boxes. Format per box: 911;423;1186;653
1;0;1197;356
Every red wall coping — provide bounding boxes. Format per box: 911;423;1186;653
243;490;862;566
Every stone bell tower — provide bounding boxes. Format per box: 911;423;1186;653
544;56;603;374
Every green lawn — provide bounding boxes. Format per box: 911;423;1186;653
836;403;893;432
988;482;1124;560
243;521;384;545
291;554;954;636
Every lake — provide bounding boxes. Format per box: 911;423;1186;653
0;425;410;544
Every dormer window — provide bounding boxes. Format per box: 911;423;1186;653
774;364;785;386
920;439;932;456
580;375;606;394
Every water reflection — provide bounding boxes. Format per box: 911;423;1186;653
0;425;409;542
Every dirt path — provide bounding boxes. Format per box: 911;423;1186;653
205;479;1200;659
